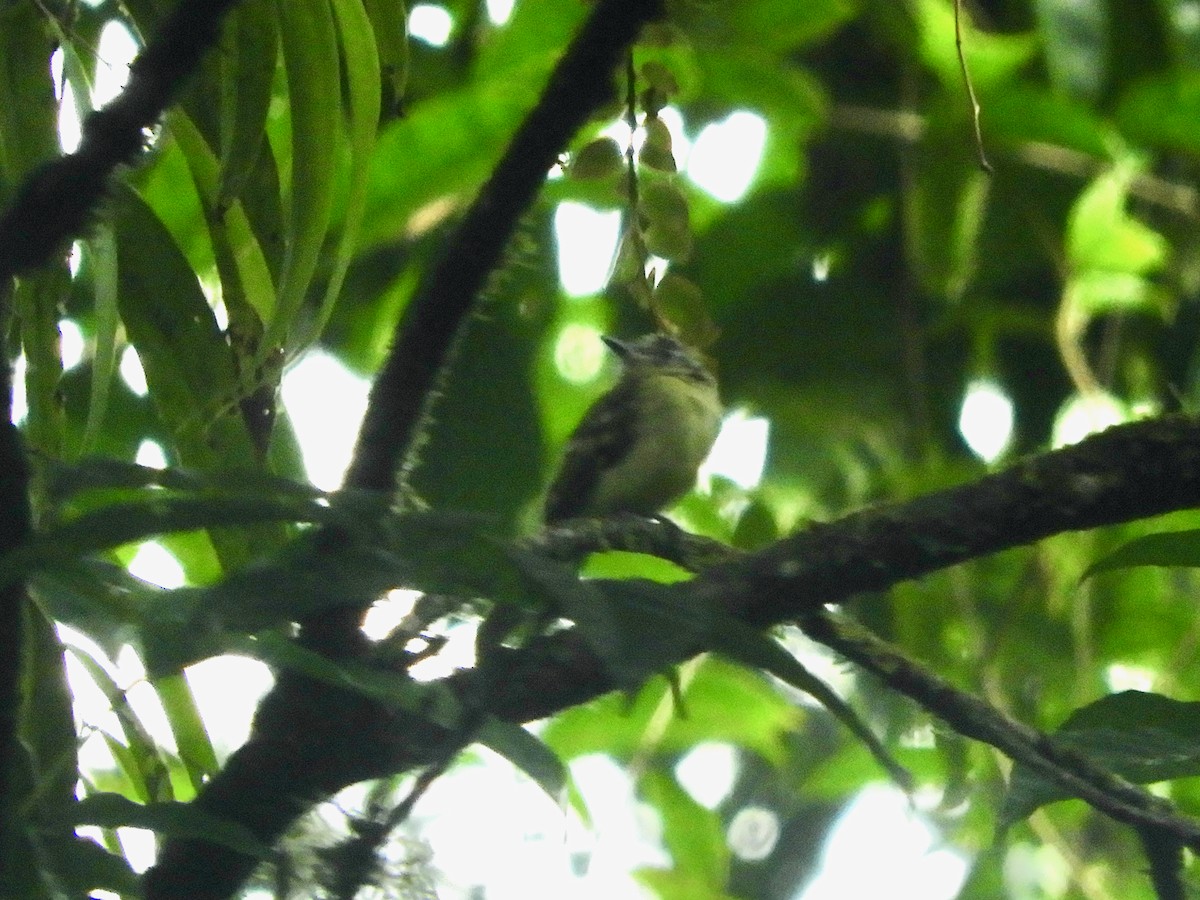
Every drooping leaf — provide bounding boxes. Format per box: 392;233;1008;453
476;719;568;803
155;673;221;794
1003;691;1200;825
361;0;409;119
43;835;141;899
1084;529;1200;578
59;793;270;857
903;120;989;300
514;552;712;688
306;0;383;345
267;0;340;350
80;226;121;455
712;620;912;790
215;0;279;211
111;185;258;469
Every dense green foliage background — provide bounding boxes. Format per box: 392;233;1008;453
8;0;1200;897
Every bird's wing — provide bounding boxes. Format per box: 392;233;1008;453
543;376;641;523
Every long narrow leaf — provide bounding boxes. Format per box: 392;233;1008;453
63;793;270;857
267;0;340;351
477;718;568;803
80;226;120;455
711;621;913;790
0;494;351;590
154;673;220;795
305;0;382;345
216;0;279;210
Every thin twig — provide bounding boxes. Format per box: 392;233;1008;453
954;0;992;173
799;611;1200;852
829;104;1200;220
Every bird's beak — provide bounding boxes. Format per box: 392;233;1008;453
601;335;631;359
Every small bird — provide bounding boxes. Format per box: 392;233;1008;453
544;332;722;523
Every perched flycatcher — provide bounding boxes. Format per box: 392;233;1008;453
544;333;722;523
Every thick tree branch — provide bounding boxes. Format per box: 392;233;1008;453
705;415;1200;626
0;0;243;282
145;416;1200;896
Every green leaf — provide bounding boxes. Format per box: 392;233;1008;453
0;1;59;201
653;274;718;348
473;0;586;80
70;648;174;802
639;118;678;173
80;227;121;455
0;493;354;591
361;0;409;118
172;109;279;358
678;0;856;53
1065;270;1168;318
41;456;326;507
268;0;340;350
44;836;140;898
543;656;800;766
360;65;552;248
984;86;1110;157
642;181;692;260
579;550;694;584
18;608;78;820
712;622;912;789
515;555;711;688
903;124;989;300
1003;691;1200;825
477;719;568;802
1084;529;1200;578
1066;165;1168;276
639;769;729;891
15;268;70;456
215;0;279;210
912;0;1038;94
637;867;736;900
29;559;151;657
139;510;506;673
61;793;270;857
111;185;257;467
570;138;625;180
155;674;220;795
235;632;460;725
306;0;383;344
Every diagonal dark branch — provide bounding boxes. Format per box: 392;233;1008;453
343;0;664;495
0;0;244;282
